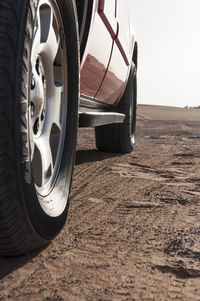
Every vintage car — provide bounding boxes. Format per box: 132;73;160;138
0;0;137;255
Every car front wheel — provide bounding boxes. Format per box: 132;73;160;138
0;0;79;255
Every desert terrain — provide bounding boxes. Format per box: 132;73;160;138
0;105;200;300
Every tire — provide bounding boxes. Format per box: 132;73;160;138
95;63;137;153
0;0;79;255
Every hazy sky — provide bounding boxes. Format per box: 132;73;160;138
131;0;200;107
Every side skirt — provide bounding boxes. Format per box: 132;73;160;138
79;95;125;127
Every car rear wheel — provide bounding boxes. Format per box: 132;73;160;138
95;63;137;153
0;0;79;255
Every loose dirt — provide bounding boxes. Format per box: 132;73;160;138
0;105;200;300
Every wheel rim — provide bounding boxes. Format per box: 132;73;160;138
29;0;67;197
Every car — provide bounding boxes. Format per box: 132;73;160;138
0;0;137;255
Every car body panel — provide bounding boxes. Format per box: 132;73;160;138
115;0;132;65
80;0;136;107
95;43;128;104
80;1;113;98
98;0;118;40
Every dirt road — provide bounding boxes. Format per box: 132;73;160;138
1;105;200;300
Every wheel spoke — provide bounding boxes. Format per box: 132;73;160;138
34;133;53;185
54;85;63;128
40;6;60;65
47;84;63;130
31;10;42;66
31;4;60;66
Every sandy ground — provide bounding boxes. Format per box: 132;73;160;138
0;105;200;300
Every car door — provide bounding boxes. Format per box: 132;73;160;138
80;0;117;99
95;0;132;105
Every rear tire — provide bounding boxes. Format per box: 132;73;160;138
0;0;79;255
95;63;137;153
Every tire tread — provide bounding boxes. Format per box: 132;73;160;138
0;0;46;256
